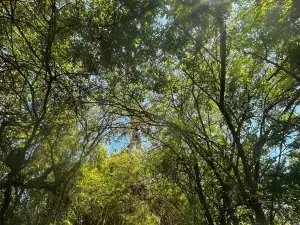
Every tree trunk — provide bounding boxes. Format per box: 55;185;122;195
193;163;214;225
250;199;268;225
0;184;12;225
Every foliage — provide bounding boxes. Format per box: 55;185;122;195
64;147;191;225
0;0;299;224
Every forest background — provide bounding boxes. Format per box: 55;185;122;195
0;0;300;224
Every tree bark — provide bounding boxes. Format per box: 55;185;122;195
193;163;215;225
0;184;12;225
250;198;268;225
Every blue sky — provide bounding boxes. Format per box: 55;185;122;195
105;136;130;154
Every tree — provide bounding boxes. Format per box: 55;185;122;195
1;0;299;224
0;0;161;224
104;0;300;224
64;146;191;225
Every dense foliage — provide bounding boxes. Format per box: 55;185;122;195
0;0;299;224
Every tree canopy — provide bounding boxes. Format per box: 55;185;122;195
0;0;299;224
